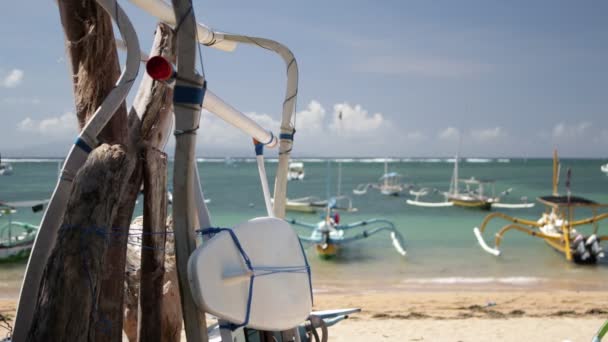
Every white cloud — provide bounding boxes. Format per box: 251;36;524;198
189;100;389;156
471;127;506;141
2;69;24;88
329;102;384;135
295;100;325;132
438;127;460;140
17;112;77;137
354;56;492;78
551;121;591;139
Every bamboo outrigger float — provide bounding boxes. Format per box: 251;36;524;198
474;151;608;264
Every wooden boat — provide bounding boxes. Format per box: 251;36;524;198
0;153;13;176
289;202;405;259
407;156;533;210
474;150;607;264
0;201;46;262
353;160;410;196
287;162;305;181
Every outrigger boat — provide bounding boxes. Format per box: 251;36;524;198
289;198;406;259
0;154;13;176
274;196;357;214
0;200;46;262
407;155;534;210
474;151;607;264
287;161;305;181
353;160;410;196
281;161;358;214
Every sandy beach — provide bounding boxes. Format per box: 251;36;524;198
2;289;606;341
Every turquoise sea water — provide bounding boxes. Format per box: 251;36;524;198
1;158;607;297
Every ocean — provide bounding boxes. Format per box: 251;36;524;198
1;157;607;297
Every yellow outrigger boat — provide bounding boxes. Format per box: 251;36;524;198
474;151;608;264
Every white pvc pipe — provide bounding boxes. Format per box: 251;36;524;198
128;0;237;52
473;227;501;256
203;89;278;148
12;0;141;340
256;155;274;217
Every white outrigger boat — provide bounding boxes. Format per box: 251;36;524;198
287;161;305;181
353;160;410;196
0;154;13;176
0;200;46;262
407;155;534;210
289;197;406;259
11;1;357;340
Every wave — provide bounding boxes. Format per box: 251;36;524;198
497;158;511;163
1;158;64;163
401;277;544;285
466;158;492;163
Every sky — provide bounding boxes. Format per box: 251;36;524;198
0;0;607;158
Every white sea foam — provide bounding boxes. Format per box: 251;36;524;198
401;277;544;285
497;158;511;163
466;158;493;163
1;158;63;163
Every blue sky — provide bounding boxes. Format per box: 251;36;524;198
1;0;607;158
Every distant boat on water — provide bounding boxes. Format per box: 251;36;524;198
287;161;305;181
601;162;608;174
0;153;13;176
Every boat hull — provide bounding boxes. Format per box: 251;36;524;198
315;243;338;259
0;241;33;262
450;199;492;210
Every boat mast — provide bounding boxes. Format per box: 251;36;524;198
337;161;342;196
453;155;459;195
552;149;559;196
384;160;388;188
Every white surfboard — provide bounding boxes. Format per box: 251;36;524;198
187;217;312;331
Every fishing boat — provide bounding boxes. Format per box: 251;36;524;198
406;155;534;210
289;161;396;258
601;162;608;174
0;154;13;176
289;198;406;259
0;200;46;262
474;150;607;264
353;160;410;196
287;162;305;181
272;196;326;214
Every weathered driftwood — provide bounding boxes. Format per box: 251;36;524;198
95;22;175;341
138;148;169;341
124;217;182;342
57;0;128;145
27;144;135;341
27;1;133;340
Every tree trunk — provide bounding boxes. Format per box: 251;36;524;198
124;217;182;342
57;0;128;145
95;22;176;341
27;144;135;341
138;147;168;342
